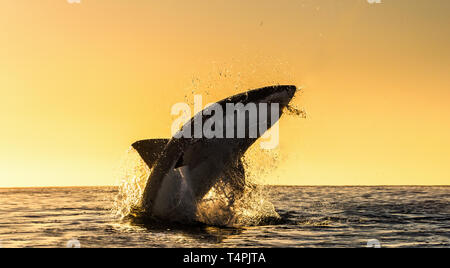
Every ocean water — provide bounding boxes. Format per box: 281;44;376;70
0;186;448;248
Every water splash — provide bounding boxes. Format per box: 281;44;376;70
285;104;307;118
196;178;281;227
113;148;150;219
113;146;282;227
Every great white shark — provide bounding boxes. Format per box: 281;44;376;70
131;85;298;222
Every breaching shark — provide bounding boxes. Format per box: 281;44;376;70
131;85;298;222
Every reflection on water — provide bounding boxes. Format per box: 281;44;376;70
0;186;448;248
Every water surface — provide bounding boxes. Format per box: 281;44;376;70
0;186;448;248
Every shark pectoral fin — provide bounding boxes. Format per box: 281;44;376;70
132;139;170;169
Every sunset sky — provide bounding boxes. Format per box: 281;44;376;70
1;0;449;187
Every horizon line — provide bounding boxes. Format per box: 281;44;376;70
0;184;449;189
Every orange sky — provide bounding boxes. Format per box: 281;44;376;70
1;0;449;187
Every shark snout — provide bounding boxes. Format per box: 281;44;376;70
284;85;297;99
260;85;297;107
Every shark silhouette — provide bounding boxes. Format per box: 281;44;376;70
132;85;297;222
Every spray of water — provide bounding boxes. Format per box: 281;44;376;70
113;148;150;219
285;104;307;118
113;145;283;227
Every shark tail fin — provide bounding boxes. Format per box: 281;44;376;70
131;139;170;169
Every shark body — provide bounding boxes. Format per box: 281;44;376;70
132;85;297;222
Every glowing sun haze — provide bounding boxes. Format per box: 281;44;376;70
1;0;449;187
